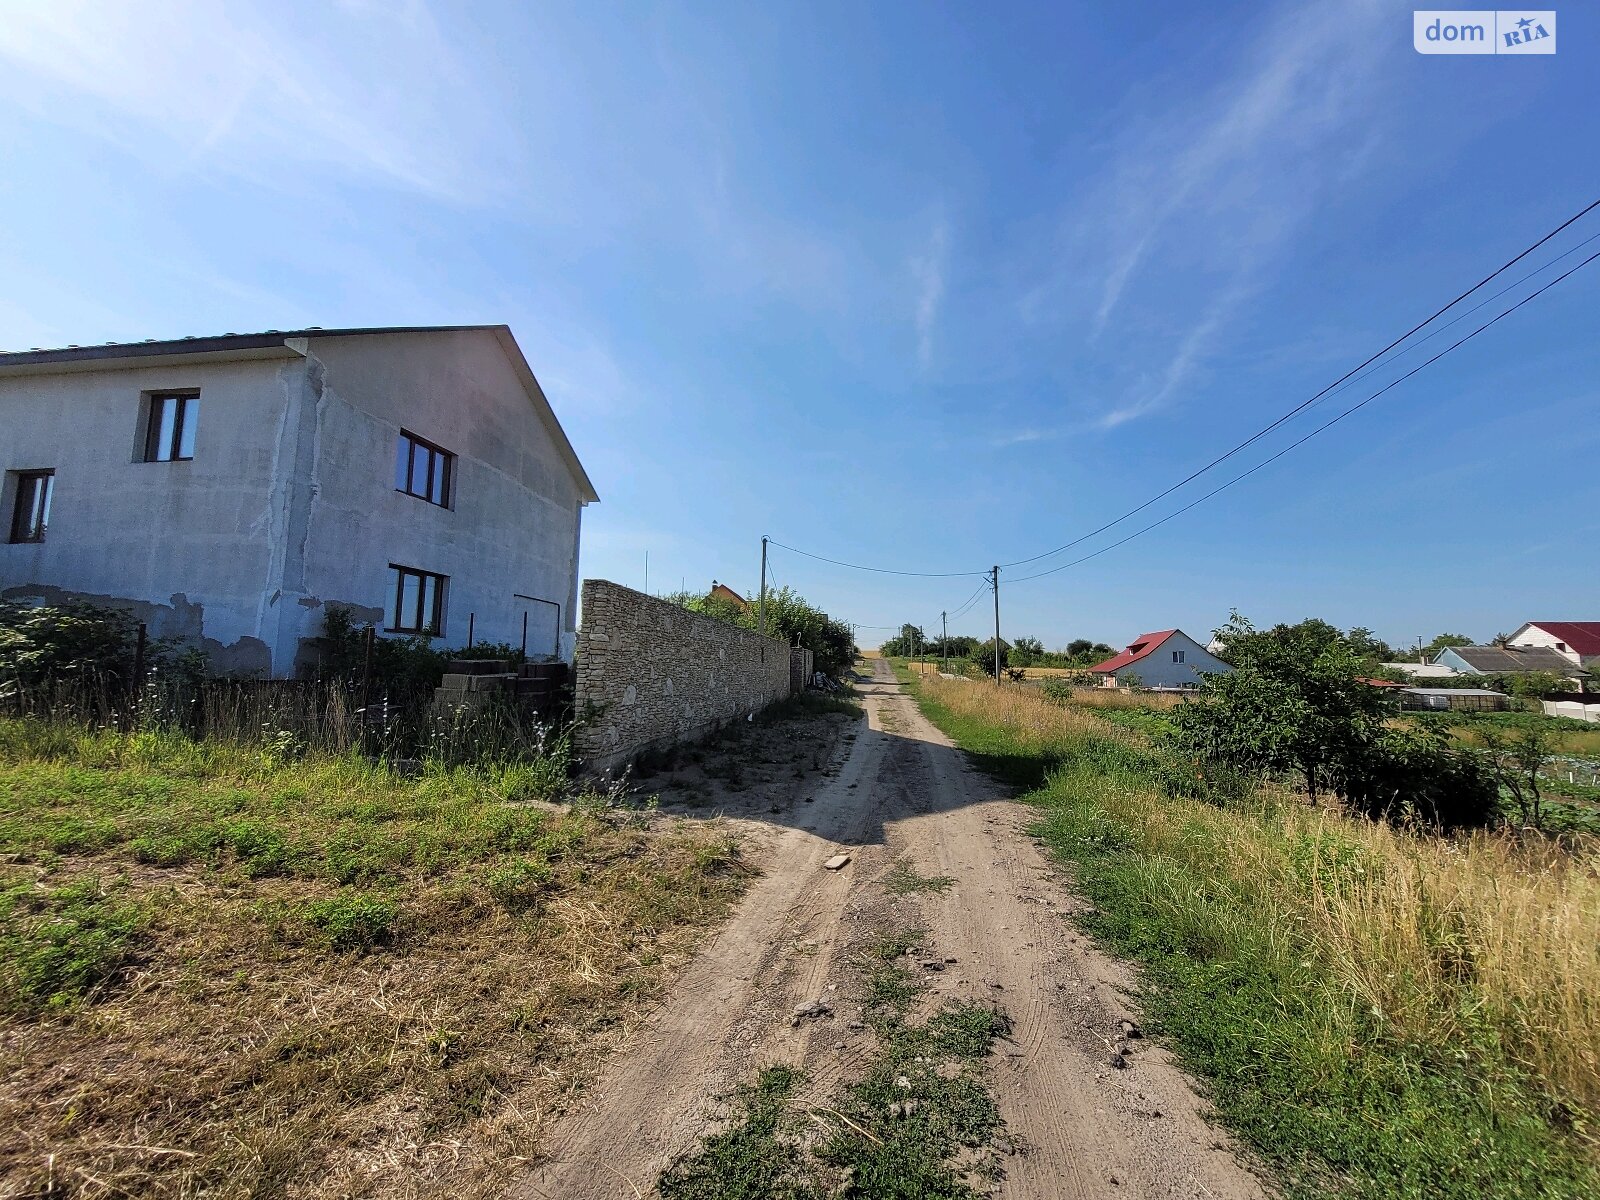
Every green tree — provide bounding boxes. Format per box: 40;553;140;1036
1178;614;1403;804
1172;612;1497;828
1345;626;1394;664
1479;727;1553;827
1424;632;1474;660
1010;636;1044;667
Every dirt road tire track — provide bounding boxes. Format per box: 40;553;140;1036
518;661;1266;1199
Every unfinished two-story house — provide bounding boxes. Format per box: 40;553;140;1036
0;326;597;676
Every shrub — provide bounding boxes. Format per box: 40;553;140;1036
300;893;399;950
0;600;145;692
1333;725;1500;831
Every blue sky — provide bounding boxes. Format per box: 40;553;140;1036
2;0;1595;653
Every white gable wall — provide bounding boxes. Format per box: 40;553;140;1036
1509;623;1583;666
1108;630;1231;688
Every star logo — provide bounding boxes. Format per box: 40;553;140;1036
1517;16;1534;30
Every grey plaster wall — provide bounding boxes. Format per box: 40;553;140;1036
0;352;306;675
296;329;585;662
575;580;799;774
0;329;591;675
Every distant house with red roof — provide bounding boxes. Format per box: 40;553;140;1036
1507;621;1600;669
1089;628;1232;689
708;580;751;612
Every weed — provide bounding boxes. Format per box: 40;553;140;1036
660;1066;819;1200
299;893;400;951
883;861;955;896
0;876;144;1015
483;858;553;910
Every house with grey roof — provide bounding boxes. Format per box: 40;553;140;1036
1431;644;1590;688
0;326;597;676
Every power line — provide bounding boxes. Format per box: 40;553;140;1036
1005;245;1600;585
764;536;985;579
944;578;991;623
763;199;1599;593
998;197;1600;570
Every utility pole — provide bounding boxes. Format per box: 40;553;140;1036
758;536;768;637
941;611;948;675
991;565;1001;686
644;550;649;596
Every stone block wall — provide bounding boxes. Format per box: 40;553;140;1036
574;579;800;774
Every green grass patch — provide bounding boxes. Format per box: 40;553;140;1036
883;861;955;896
900;674;1600;1200
299;893;400;951
0;875;145;1015
662;919;1010;1199
659;1065;820;1200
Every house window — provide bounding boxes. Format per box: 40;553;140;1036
387;564;446;635
1172;650;1185;663
394;431;453;507
144;392;199;462
8;470;54;543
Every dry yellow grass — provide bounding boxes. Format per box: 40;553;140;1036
0;735;753;1199
917;674;1600;1122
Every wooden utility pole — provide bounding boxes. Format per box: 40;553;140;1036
758;536;768;637
941;611;948;675
991;566;1001;686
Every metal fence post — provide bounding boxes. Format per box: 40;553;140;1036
128;622;147;732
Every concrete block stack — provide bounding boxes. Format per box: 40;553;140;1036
433;658;570;719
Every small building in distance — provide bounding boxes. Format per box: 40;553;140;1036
1431;644;1590;688
1090;628;1232;689
1380;661;1459;680
1400;687;1509;713
708;581;752;611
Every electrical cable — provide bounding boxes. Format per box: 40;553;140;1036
998;197;1600;569
764;537;985;579
1005;246;1600;584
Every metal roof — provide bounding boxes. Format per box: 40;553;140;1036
0;325;497;368
1440;645;1586;675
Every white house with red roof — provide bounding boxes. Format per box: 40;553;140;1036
1089;628;1231;689
1506;622;1600;669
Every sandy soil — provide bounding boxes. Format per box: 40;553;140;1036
516;662;1268;1199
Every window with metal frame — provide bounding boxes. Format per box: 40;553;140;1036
144;392;199;462
387;564;446;635
8;470;54;543
394;430;453;507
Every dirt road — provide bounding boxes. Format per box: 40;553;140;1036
518;661;1266;1198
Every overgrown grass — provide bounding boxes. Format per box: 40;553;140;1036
904;674;1600;1200
0;717;751;1198
763;692;865;722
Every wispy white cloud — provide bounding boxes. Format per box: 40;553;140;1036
910;215;950;369
1039;0;1390;428
0;0;513;203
